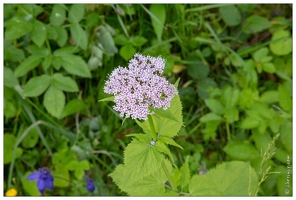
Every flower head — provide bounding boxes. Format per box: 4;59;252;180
104;53;177;120
86;177;95;192
5;188;17;196
27;168;54;194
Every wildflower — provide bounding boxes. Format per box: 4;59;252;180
27;168;54;194
5;188;17;196
86;177;95;192
104;53;177;120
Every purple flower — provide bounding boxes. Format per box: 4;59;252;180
27;168;54;194
86;178;95;192
104;53;177;120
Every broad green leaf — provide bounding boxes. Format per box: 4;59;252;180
219;5;241;26
46;25;58;40
86;12;100;28
187;60;210;80
68;4;85;23
197;78;217;99
154;141;173;161
280;120;292;153
23;74;51;97
55;26;68;47
22;171;41;196
42;54;52;70
21;127;39;149
259;90;278;104
70;23;88;50
31;20;47;47
278;84;291;112
4;67;19;88
269;30;292;56
14;55;42;77
205;98;225;115
4;101;17;119
130;35;148;47
52;55;63;70
126;133;151;143
223;107;239;123
4;134;23;164
221;86;240;109
60;99;86;118
49;4;66;26
180;156;190;190
241;117;260;129
43;85;65;118
263;63;275;73
252;47;269;62
149;4;166;41
171;168;181;188
119;44;136;61
60;54;91;78
66;160;79;170
158;136;183;150
223;141;259;161
252;129;271;152
243;15;271;34
114;34;129;46
189;161;258;196
53;46;80;56
52;164;70;187
199;112;222;123
5;17;33;40
27;44;50;57
52;73;79;92
123;139;164;183
274;147;290;164
4;45;25;62
97;25;118;56
238;88;258;109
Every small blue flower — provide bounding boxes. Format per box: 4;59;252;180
86;178;95;192
27;168;54;194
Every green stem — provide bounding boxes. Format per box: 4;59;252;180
226;122;231;141
147;115;157;141
162;161;177;191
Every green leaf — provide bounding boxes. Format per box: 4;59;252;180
52;73;79;92
60;54;91;78
219;5;241;26
68;4;85;23
42;54;52;70
22;171;41;196
269;30;292;56
187;60;210;80
5;17;33;40
262;62;275;73
223;141;259;161
252;129;271;152
130;35;148;47
149;4;166;41
98;96;115;102
97;25;118;56
154;140;174;161
4;101;17;119
252;47;269;62
280;120;292;153
55;26;68;47
31;20;47;47
21;127;39;149
27;44;50;57
4;67;19;88
23;74;51;97
277;84;291;112
221;86;240;109
241;117;260;129
197;78;217;99
199;112;223;123
49;4;66;26
119;44;136;61
259;90;278;104
60;99;86;118
223;107;239;123
123;139;164;183
52;164;70;187
180;156;190;190
158;136;183;150
243;15;271;34
205;98;225;115
189;161;258;196
238;88;258;109
4;44;25;62
14;55;42;77
70;23;88;50
4;134;23;164
43;85;65;118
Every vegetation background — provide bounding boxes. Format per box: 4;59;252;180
3;4;292;196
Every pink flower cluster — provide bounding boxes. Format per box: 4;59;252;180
104;53;177;120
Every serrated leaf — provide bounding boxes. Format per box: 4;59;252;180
52;73;79;92
219;5;241;26
50;4;66;26
68;4;85;23
189;161;258;196
4;67;19;88
14;55;42;77
149;4;166;41
60;99;86;118
23;74;51;97
60;54;91;78
43;85;65;118
154;140;174;161
205;98;225;115
180;156;190;190
31;20;47;47
223;141;259;161
70;23;88;50
123;139;164;183
158;136;183;150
